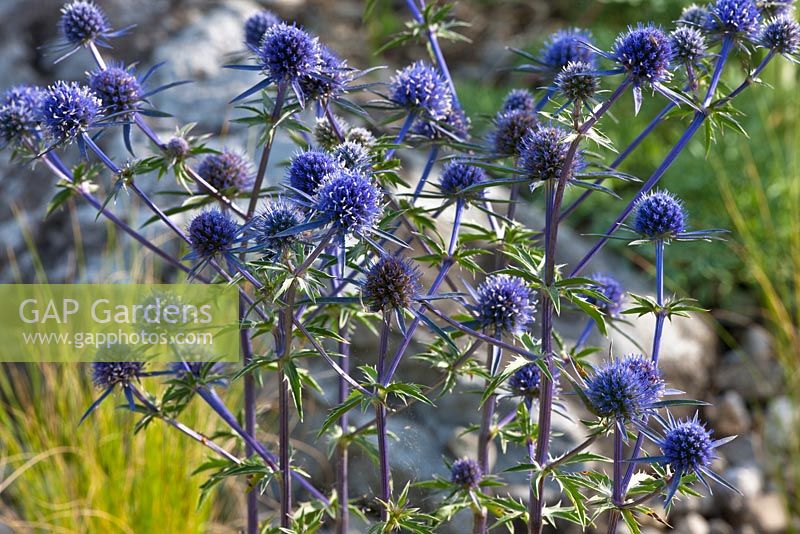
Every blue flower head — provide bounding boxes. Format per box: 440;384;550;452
259;23;321;84
490;109;538;157
670;27;707;64
389;61;453;121
252;201;302;254
166;136;190;160
244;10;281;50
346;127;377;148
519;125;580;183
439;161;486;202
288;148;341;197
450;458;482;488
555;61;599;102
332;141;372;172
759;0;796;18
197;150;252;193
59;0;109;46
587;273;625;316
706;0;761;37
540;28;596;73
760;15;800;53
39;81;101;144
362;255;422;312
476;274;537;335
678;4;711;26
188;209;240;260
584;354;665;420
299;46;349;102
413;105;471;141
502;89;537;114
91;360;144;389
633;190;687;239
314;170;383;236
614;24;673;86
508;363;542;398
88;65;143;117
0;85;43;148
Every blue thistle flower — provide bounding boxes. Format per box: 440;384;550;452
187;209;240;261
244;10;281;50
587;273;625;316
79;344;147;424
670;26;707;64
439;161;486;202
197;150;252;193
519;125;580;183
314;170;383;236
475;274;537;335
59;0;109;46
633;190;687;239
389;61;453;121
759;0;796;18
759;15;800;53
332;141;372;172
251;201;302;254
0;85;43;148
450;458;482;488
91;360;144;389
640;412;739;506
299;46;350;102
706;0;761;38
166;136;190;160
614;24;673;86
88;65;143;117
39;81;101;144
490;109;538;157
501;89;537;113
258;23;321;84
362;255;422;312
412;105;471;141
508;363;542;398
540;28;596;73
287;148;341;196
584;354;665;420
555;61;599;102
678;4;711;26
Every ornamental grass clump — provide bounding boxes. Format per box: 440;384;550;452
4;1;796;532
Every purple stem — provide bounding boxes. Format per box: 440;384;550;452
336;322;351;534
248;82;288;219
703;36;734;108
376;313;392;519
384;111;418;161
475;339;501;534
607;424;625;534
241;299;258;534
574;319;595;351
412;146;440;203
715;50;776;106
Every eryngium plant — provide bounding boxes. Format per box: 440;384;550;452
3;0;797;532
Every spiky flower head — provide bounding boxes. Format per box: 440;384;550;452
614;24;673;85
450;458;482;488
362;255;422;312
188;209;239;260
678;4;711;26
244;10;280;49
585;354;665;420
332;141;372;172
760;15;800;53
540;28;596;73
670;26;707;64
59;0;109;46
91;361;143;388
166;136;190;160
476;274;537;335
288;148;341;196
508;363;542;398
587;273;625;316
314;170;383;236
0;85;43;147
88;65;142;117
439;161;486;202
252;201;302;254
258;23;321;83
314;115;350;151
39;81;101;143
633;190;687;239
519;125;579;183
662;417;714;473
346;127;376;148
197;150;252;193
413;105;471;141
389;61;453;121
502;89;537;114
491;109;538;157
759;0;796;18
299;46;349;102
706;0;761;37
555;61;599;102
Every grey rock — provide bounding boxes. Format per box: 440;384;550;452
708;519;734;534
721;434;761;468
674;513;711;534
706;391;751;437
745;493;788;534
714;349;782;402
720;464;763;515
764;396;799;454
